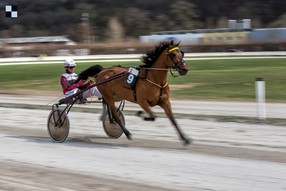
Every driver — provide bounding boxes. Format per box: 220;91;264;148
60;58;102;99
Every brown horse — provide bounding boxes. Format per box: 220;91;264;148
80;40;191;145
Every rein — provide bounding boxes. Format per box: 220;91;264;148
138;67;169;71
138;67;179;77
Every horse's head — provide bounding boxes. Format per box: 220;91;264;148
166;40;189;76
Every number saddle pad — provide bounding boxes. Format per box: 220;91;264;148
125;68;139;88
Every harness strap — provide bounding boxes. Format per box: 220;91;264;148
142;68;168;105
145;79;168;105
132;80;137;102
145;79;168;89
158;85;164;105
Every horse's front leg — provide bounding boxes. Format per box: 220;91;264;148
160;100;192;145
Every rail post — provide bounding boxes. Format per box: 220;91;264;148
255;77;266;119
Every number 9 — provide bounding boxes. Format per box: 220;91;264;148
127;74;134;84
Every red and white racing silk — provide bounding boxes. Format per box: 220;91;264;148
60;72;81;96
60;72;102;98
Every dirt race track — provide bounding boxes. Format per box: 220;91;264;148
0;95;286;191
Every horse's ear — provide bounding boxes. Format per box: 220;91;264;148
176;41;181;47
170;40;174;46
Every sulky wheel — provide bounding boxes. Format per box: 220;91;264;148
102;110;125;139
47;108;70;143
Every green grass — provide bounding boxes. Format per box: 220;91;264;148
167;58;286;102
1;58;286;102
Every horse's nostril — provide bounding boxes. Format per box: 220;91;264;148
179;69;188;76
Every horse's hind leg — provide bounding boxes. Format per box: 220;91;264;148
160;100;192;145
106;100;132;140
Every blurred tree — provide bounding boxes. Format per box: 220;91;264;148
169;1;201;30
269;13;286;28
119;7;153;38
106;17;125;42
0;0;285;41
217;17;228;28
9;25;25;37
152;14;174;32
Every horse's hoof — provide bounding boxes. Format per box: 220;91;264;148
143;117;156;121
125;132;132;140
127;134;132;140
183;137;193;146
136;111;144;117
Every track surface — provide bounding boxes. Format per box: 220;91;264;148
0;95;286;190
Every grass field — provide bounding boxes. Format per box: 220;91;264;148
0;57;286;102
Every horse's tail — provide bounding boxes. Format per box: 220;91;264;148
75;65;104;83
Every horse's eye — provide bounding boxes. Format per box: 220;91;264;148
170;53;176;58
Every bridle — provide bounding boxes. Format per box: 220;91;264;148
166;47;188;75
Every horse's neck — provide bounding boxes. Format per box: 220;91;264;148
146;50;169;85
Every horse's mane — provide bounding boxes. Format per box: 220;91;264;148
140;41;170;67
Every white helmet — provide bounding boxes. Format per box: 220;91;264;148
64;59;76;67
